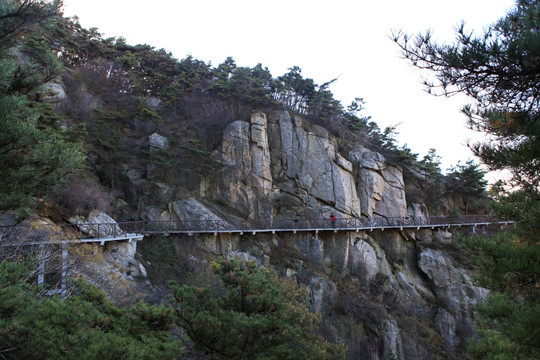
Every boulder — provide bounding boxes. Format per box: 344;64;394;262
69;210;122;238
43;82;67;103
149;133;169;150
143;97;161;109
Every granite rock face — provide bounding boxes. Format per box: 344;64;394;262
41;102;481;358
174;227;486;360
217;112;272;219
31;64;496;360
349;238;379;286
105;109;407;223
418;248;488;354
64;211;149;304
349;145;407;218
216;110;411;220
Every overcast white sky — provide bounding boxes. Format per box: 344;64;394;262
62;0;516;179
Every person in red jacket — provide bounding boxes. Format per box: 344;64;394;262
330;213;336;228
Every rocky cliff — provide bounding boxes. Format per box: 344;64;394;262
102;111;483;359
214;111;406;221
136;111;410;225
44;81;486;359
139;226;484;360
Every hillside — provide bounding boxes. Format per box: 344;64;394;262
0;2;522;360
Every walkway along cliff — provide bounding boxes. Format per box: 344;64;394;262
1;109;512;360
129;111;500;357
134;111;508;359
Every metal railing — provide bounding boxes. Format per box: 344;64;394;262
0;215;511;244
0;221;145;244
142;215;509;233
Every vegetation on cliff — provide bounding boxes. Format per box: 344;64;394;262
3;0;536;359
0;0;85;215
1;1;491;219
394;0;540;357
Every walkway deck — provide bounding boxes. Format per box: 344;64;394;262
0;215;513;292
143;215;513;236
0;215;513;245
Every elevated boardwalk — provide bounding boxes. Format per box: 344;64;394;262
0;215;514;246
143;215;513;236
0;221;145;246
0;215;513;291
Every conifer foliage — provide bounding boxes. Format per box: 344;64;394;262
395;1;540;358
0;260;183;360
170;258;346;360
393;0;540;190
0;0;85;213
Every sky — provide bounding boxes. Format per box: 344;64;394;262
62;0;516;179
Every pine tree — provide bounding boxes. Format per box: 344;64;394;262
0;0;85;213
446;160;488;214
170;258;346;360
393;0;540;190
394;1;540;358
0;260;184;359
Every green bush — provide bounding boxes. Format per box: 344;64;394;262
170;258;346;360
0;260;184;360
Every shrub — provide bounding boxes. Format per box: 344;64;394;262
52;174;112;216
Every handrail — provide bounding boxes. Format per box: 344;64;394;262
0;215;512;243
141;215;508;233
0;221;145;243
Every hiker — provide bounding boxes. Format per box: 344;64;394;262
330;213;336;228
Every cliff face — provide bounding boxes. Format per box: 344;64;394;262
132;111;410;226
144;227;485;360
213;111;406;221
116;111;483;359
46;78;484;359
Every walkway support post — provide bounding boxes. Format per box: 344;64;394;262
61;247;68;297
